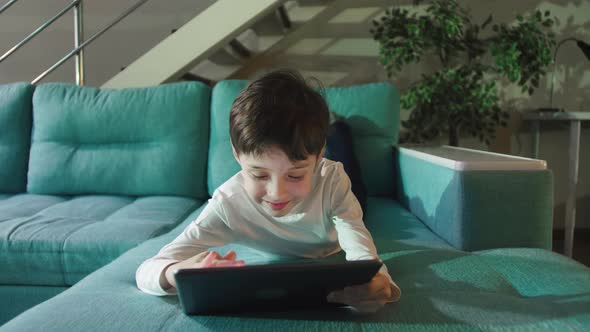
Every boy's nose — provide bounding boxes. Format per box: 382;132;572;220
267;180;286;199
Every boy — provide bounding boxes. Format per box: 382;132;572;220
136;70;401;313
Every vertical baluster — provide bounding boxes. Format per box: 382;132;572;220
74;0;84;85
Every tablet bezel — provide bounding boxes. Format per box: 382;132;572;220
174;259;383;315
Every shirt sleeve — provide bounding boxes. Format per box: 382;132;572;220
135;199;234;296
329;163;401;302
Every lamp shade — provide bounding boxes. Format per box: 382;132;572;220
547;38;590;110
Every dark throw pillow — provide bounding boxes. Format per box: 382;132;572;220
325;120;368;215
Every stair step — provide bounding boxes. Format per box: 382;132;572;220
102;0;283;88
190;59;240;83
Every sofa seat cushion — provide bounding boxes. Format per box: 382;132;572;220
4;197;589;331
364;197;454;251
0;194;201;286
0;285;67;326
474;248;590;297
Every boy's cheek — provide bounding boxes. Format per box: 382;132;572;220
294;179;313;198
244;181;265;202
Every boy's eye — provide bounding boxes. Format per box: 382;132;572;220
251;173;268;180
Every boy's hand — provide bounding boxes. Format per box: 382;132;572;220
326;272;392;313
162;250;245;290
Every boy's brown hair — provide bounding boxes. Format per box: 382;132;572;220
230;70;330;161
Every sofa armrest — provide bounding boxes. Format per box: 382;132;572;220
393;145;553;251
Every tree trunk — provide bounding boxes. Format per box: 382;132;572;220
449;123;459;147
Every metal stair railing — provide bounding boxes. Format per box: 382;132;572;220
0;0;151;85
0;0;18;14
0;0;82;65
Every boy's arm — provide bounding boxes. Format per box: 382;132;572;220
136;200;234;296
330;164;401;302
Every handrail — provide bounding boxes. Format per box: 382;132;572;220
32;0;150;84
0;0;81;63
0;0;19;15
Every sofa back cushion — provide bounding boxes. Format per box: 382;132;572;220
208;80;399;196
27;82;211;199
0;83;35;193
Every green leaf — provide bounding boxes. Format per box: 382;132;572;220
370;1;554;145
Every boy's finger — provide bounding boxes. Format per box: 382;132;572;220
333;295;386;311
341;279;390;300
226;259;245;266
349;301;385;314
213;260;245;267
353;283;390;300
336;285;369;301
201;251;218;267
328;286;389;304
222;250;237;260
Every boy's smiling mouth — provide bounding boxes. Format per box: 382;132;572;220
266;201;290;211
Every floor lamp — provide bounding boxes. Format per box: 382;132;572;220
541;38;590;113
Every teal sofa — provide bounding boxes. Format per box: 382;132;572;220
1;80;589;331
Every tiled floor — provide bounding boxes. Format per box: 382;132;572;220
552;230;590;267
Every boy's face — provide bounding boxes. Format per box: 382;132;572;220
234;145;323;217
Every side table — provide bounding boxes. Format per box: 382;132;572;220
522;111;590;257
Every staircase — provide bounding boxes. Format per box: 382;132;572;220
104;0;390;88
0;0;390;88
102;0;284;88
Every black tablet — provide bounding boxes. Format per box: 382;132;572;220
174;259;383;315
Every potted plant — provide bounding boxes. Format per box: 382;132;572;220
370;0;556;146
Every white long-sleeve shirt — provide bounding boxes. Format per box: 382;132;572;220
136;159;400;301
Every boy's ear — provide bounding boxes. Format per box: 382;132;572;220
231;145;240;163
